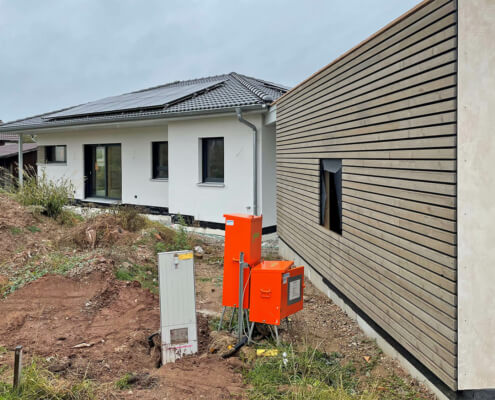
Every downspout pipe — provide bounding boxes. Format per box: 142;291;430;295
236;108;258;216
18;134;23;187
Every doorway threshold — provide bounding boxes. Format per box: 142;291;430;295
83;197;121;205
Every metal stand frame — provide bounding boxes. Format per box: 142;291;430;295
218;251;281;346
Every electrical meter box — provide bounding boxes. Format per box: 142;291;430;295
158;250;198;364
222;213;262;309
249;260;304;325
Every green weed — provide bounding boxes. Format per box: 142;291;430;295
372;374;426;400
114;262;158;293
8;227;22;235
152;216;192;253
26;226;41;233
0;359;96;400
245;344;372;400
115;373;133;390
1;253;90;297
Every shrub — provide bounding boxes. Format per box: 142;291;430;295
112;205;147;232
16;168;74;218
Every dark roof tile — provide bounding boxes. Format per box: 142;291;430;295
0;73;288;132
0;142;37;158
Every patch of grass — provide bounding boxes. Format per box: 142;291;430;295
372;374;425;400
171;215;191;250
8;227;22;235
208;315;221;331
1;252;90;297
0;359;96;400
245;343;375;400
26;226;41;233
0;347;7;355
152;217;193;253
115;268;134;281
114;262;158;293
155;241;169;253
205;255;223;264
115;373;133;390
56;209;84;226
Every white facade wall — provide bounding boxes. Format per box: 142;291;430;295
37;124;169;207
260;120;276;227
168;114;274;227
36;112;276;228
457;0;495;390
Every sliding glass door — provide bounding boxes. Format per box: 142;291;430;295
84;144;121;200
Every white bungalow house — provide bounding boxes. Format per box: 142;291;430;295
0;73;288;231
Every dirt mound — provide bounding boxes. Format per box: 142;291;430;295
0;195;37;230
63;214;135;249
0;271;160;380
0;194;62;264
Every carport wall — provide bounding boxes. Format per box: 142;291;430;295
36;124;169;208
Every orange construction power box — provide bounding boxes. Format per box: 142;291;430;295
249;260;304;325
222;214;262;309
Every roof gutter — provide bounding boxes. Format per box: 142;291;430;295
236;107;258;216
0;104;266;134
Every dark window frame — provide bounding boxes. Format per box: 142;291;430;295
152;141;169;180
45;145;67;164
83;143;122;200
320;159;342;235
201;137;224;183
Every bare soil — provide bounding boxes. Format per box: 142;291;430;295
0;265;244;399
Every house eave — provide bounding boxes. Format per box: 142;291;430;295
0;104;268;135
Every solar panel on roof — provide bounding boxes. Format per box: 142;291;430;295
44;79;226;120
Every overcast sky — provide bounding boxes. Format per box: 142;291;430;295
0;0;420;122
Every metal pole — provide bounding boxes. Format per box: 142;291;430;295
218;306;226;331
248;321;255;344
17;134;23;187
13;345;22;389
238;252;245;341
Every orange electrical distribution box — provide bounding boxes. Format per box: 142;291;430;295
222;213;262;309
249;261;304;325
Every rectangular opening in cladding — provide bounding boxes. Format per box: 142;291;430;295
320;159;342;235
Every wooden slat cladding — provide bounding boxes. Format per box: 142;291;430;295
275;0;457;389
